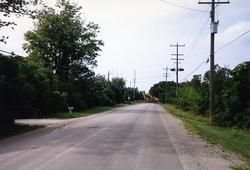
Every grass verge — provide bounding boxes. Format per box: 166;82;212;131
162;104;250;169
0;124;43;140
51;104;125;119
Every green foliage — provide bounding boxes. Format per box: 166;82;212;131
0;55;16;126
111;77;126;103
85;75;115;107
149;81;176;103
216;62;250;128
23;1;103;82
177;85;202;112
0;0;41;43
0;54;66;121
150;62;250;129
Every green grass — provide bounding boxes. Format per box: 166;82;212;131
0;124;43;140
162;104;250;169
51;104;125;119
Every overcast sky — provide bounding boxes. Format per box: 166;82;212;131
1;0;250;92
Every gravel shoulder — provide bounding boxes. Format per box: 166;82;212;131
159;105;244;170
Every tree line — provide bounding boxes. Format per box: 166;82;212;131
150;62;250;129
0;1;144;127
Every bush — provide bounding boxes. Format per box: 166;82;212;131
0;55;67;120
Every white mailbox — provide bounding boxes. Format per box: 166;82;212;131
68;106;74;113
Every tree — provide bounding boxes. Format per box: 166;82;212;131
190;74;202;89
0;0;41;43
111;77;126;103
0;54;16;126
82;75;115;107
23;0;104;82
230;61;250;114
176;85;202;112
220;61;250;128
149;62;250;129
149;81;176;103
0;54;66;121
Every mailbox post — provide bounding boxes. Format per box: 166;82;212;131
68;106;74;113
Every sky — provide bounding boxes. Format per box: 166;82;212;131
1;0;250;92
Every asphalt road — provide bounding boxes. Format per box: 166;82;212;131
0;103;236;170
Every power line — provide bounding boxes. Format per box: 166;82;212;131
186;15;210;56
161;0;209;13
173;0;191;41
181;60;207;81
215;29;250;54
181;29;250;81
0;49;24;57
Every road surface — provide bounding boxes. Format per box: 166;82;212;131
0;103;239;170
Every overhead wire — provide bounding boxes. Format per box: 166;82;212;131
215;29;250;54
173;0;192;41
162;0;208;42
0;49;24;57
186;15;210;57
181;60;207;81
160;0;209;13
176;0;198;41
181;29;250;81
160;0;210;81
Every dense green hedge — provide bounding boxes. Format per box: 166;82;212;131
150;62;250;129
0;55;144;126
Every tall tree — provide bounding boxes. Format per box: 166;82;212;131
0;0;40;43
23;0;104;82
111;77;126;103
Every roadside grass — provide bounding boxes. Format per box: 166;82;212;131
51;104;125;119
162;104;250;169
0;124;43;140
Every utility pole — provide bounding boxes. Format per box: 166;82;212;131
129;81;132;101
170;43;185;97
163;66;170;103
133;71;136;100
107;70;110;82
198;0;230;123
124;78;127;103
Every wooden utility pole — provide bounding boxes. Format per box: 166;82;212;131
133;70;136;100
170;43;185;97
107;70;110;82
198;0;230;123
163;66;170;103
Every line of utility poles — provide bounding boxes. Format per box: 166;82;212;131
133;70;136;100
163;66;170;103
198;0;230;123
170;43;185;97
